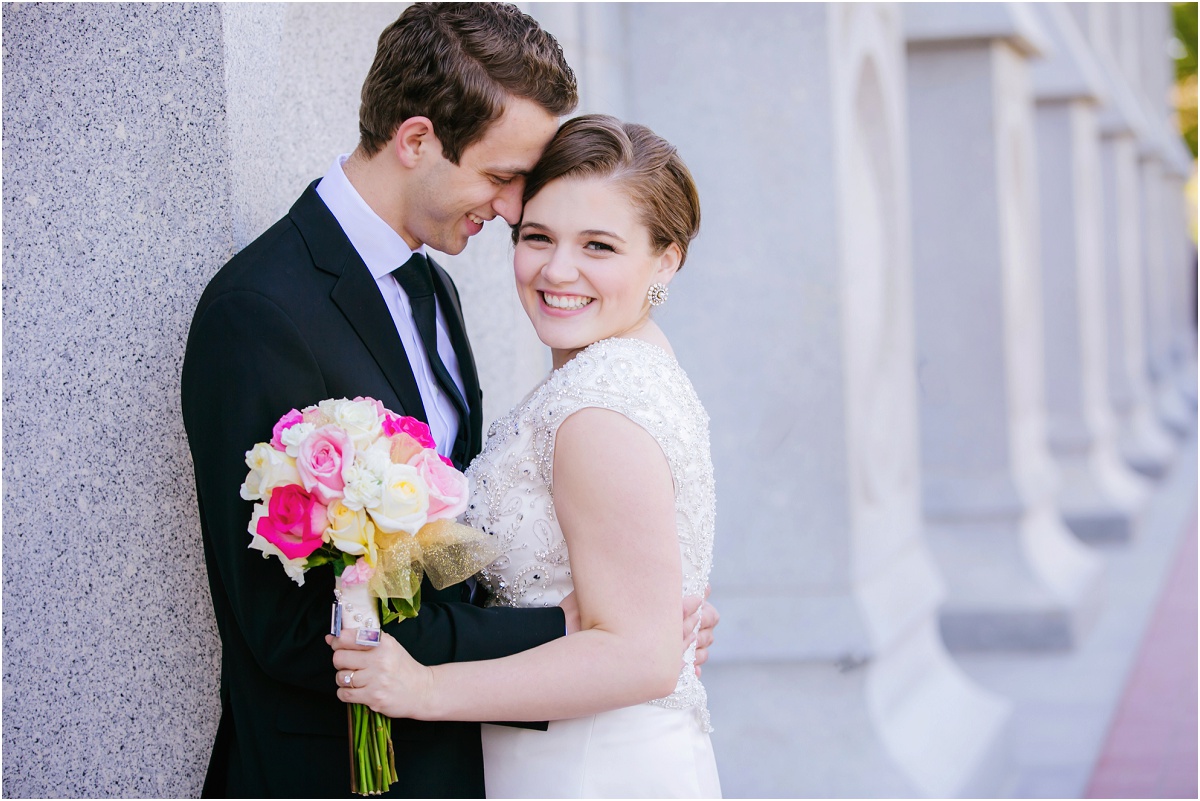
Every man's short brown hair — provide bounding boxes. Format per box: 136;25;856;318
359;3;578;164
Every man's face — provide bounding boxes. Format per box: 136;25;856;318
403;97;559;256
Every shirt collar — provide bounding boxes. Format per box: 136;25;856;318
315;153;425;280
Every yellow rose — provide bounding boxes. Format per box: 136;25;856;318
325;499;378;566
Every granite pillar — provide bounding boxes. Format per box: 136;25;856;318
904;4;1105;651
1029;4;1149;545
624;4;1010;795
2;5;232;796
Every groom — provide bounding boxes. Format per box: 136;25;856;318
182;4;715;798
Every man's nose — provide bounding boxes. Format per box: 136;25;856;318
493;178;525;226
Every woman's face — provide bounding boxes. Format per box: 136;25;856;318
513;176;678;367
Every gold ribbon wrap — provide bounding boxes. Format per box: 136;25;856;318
368;519;501;603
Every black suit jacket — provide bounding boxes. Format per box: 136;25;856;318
181;182;564;798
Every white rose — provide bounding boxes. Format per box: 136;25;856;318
367;462;429;535
279;422;315;458
320;398;383;450
357;441;391;472
241;443;301;501
342;461;383;511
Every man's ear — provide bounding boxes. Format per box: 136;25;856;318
655;243;683;285
391;116;439;168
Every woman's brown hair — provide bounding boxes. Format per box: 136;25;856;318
515;114;701;267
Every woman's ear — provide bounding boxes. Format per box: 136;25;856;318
655;243;683;285
391;116;438;168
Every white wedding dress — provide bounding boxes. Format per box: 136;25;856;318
466;337;721;799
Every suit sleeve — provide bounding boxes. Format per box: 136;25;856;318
182;290;564;699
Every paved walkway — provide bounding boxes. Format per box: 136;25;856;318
1085;510;1198;799
956;431;1198;798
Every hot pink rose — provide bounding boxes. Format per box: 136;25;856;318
297;425;354;504
270;409;304;451
383;414;437;450
256;484;328;560
409;448;469;520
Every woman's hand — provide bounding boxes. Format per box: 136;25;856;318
327;630;435;720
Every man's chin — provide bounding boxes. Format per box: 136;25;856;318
430;236;470;257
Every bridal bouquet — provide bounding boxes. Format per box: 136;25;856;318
240;397;498;796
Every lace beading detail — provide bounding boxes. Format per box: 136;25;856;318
466;337;715;731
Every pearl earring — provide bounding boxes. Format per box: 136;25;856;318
647;283;668;307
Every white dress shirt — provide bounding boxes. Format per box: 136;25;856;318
316;154;466;459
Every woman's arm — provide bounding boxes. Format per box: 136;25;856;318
331;406;685;721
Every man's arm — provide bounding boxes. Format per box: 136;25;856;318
183;289;564;696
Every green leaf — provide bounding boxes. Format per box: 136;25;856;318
303;552;335;569
386;588;422;621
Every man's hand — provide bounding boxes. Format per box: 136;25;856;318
559;591;581;635
561;585;719;677
694;585;719;677
683;584;719;677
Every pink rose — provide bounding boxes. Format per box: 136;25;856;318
383;414;437;450
256;484;328;560
409;448;469;521
439;454;455;467
270;409;304;451
340;560;376;586
297;425;354;504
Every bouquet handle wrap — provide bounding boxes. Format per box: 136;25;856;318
335;575;379;631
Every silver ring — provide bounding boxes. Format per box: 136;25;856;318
344;671;354;688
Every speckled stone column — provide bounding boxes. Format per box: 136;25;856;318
2;4;230;796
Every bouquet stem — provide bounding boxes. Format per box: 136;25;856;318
338;578;399;796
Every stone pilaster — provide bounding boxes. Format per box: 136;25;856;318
1029;4;1150;545
904;3;1105;650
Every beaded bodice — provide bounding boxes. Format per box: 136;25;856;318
466;337;715;729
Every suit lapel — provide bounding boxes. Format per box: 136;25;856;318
289;182;428;423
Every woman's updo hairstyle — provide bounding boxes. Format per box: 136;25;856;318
513;114;701;268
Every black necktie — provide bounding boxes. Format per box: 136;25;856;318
391;253;470;460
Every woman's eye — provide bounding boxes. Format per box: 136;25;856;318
584;241;615;253
520;233;550;244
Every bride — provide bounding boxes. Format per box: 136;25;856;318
329;114;720;798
